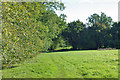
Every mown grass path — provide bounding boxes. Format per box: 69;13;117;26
49;54;66;77
2;50;118;78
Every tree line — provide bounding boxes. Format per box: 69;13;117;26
2;2;119;67
63;13;120;50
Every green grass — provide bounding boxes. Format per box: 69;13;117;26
2;50;118;78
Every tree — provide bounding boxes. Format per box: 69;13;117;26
2;1;66;67
110;22;120;48
63;20;85;49
86;12;113;48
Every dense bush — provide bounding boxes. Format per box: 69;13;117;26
2;2;66;67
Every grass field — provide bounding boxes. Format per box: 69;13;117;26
2;50;118;78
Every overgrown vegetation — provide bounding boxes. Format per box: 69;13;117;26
2;2;66;67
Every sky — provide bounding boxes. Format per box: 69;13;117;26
56;0;119;23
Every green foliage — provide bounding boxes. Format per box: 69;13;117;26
64;12;118;49
2;50;118;78
49;36;67;50
2;2;66;67
86;12;113;48
110;22;120;48
63;20;85;49
77;28;97;49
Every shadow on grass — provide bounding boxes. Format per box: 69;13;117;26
47;47;118;53
48;48;97;53
2;65;19;70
